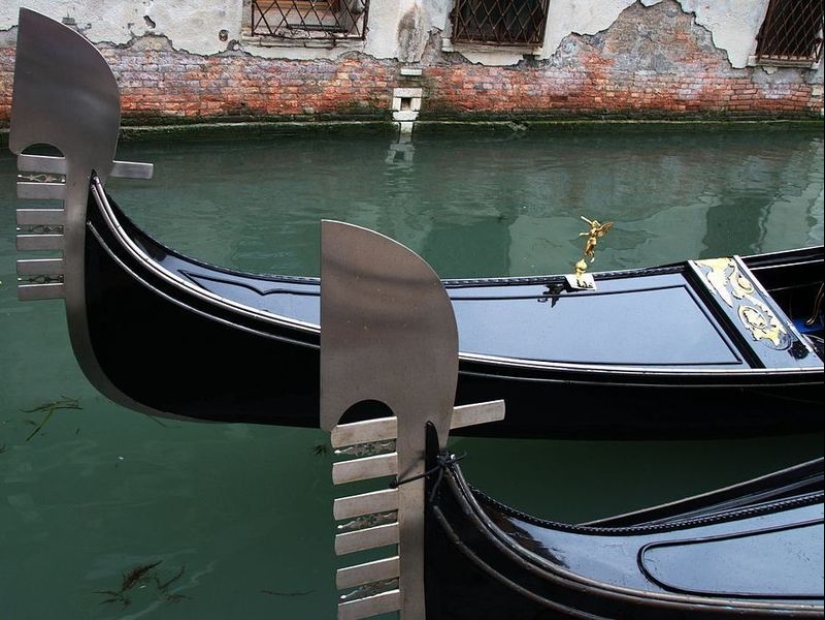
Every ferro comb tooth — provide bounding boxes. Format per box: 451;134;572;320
335;523;399;556
17;154;67;174
332;453;398;485
17;182;66;200
338;590;401;620
334;489;399;521
18;283;65;301
17;154;153;180
17;258;64;276
336;557;400;591
332;417;398;449
17;209;65;226
17;234;64;251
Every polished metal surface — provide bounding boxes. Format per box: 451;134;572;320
16;209;65;226
335;522;400;555
331;401;505;448
18;283;66;301
334;489;400;521
331;417;400;448
16;154;154;180
16;182;66;200
451;401;506;429
319;220;459;444
320;221;505;619
9;10;158;418
10;7;119;384
16;258;64;276
16;234;64;252
336;557;400;590
10;10;121;182
332;453;399;484
321;220;459;619
338;590;401;620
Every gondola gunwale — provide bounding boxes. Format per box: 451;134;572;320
12;9;823;439
429;456;825;616
81;178;825;436
583;456;825;527
92;176;823;381
90;176;321;345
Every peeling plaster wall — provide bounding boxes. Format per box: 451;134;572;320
1;0;822;125
674;0;772;68
435;0;773;68
0;1;242;56
0;0;812;67
0;0;405;60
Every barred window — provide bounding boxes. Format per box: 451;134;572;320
756;0;824;64
250;0;369;40
452;0;550;46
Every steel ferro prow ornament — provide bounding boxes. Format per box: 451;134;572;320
10;9;155;413
319;220;505;619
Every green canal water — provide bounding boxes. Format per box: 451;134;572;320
1;125;823;619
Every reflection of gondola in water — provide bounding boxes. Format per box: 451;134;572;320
9;9;825;440
319;221;824;620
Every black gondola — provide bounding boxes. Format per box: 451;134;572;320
10;9;825;439
424;454;824;619
318;219;824;620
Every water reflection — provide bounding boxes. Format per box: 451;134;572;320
107;127;823;281
385;132;415;168
1;126;823;618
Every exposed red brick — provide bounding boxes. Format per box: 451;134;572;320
1;1;822;128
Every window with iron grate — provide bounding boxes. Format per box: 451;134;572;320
756;0;824;64
250;0;368;40
452;0;550;46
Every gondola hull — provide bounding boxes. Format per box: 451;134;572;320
10;9;825;439
315;223;824;619
80;181;823;438
425;456;825;619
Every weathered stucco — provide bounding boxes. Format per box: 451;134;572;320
0;0;407;60
1;0;822;124
439;0;775;68
0;1;242;56
0;0;783;67
675;0;772;68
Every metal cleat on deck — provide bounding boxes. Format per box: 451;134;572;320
319;220;505;620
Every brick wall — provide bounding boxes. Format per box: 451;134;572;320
101;39;397;122
422;2;823;120
0;1;822;127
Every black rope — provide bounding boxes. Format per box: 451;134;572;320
390;452;466;503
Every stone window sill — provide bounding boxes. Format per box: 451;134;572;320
441;37;541;57
747;55;821;70
241;32;363;49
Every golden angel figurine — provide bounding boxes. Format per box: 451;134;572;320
579;216;613;262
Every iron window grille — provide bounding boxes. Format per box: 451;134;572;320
251;0;369;40
452;0;550;46
756;0;824;64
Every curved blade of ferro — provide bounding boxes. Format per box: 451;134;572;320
320;220;458;451
320;220;458;619
10;8;121;182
